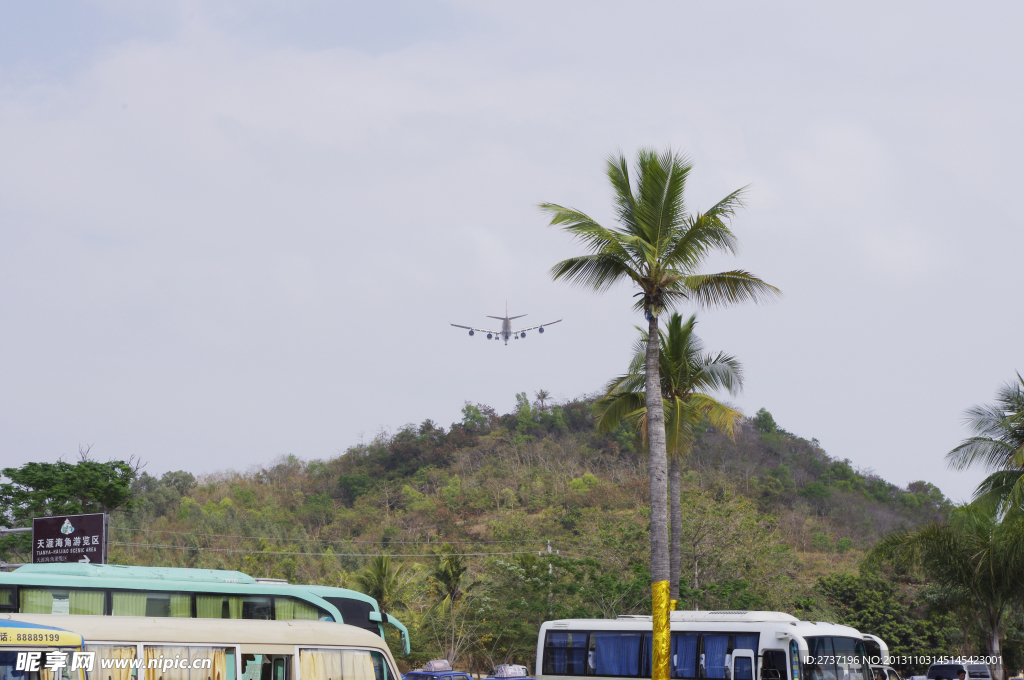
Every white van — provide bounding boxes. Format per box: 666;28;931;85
926;663;992;680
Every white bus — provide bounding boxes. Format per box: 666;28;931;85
3;613;398;680
536;611;888;680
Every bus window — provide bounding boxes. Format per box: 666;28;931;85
298;650;376;680
542;632;587;676
273;599;318;621
735;659;754;680
241;656;263;680
589;632;643;676
0;588;16;610
702;635;729;679
143;647;230;680
672;634;698;679
20;590;105;616
802;638;868;680
369;652;387;680
85;645;137;680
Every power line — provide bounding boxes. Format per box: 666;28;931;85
110;528;546;545
111;542;548;558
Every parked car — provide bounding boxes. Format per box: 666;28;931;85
404;660;475;680
872;665;902;680
927;663;992;680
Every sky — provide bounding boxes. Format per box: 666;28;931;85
1;1;1021;502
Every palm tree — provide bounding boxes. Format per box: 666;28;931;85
596;312;743;609
946;373;1024;514
867;504;1024;680
353;555;414;615
543;148;778;678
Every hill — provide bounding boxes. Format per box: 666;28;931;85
100;394;964;670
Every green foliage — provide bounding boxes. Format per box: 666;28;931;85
1;458;136;559
816;573;961;675
338;473;372;506
753;408;778;433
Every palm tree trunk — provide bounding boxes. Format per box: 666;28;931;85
986;622;1003;680
669;454;681;608
645;312;670;680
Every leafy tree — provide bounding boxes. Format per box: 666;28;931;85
353;555;416;615
868;504;1024;680
543;148;778;667
1;459;137;559
337;473;372;507
816;573;960;676
753;408;778;433
595;313;743;606
946;373;1024;513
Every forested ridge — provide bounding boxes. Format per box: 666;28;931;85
3;394;1021;674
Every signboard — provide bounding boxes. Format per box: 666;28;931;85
31;513;108;564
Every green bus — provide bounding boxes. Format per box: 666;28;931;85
0;565;409;656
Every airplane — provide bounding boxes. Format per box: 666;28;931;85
451;305;562;346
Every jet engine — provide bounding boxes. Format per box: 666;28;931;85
538;326;544;333
468;330;474;336
520;332;527;338
486;333;493;339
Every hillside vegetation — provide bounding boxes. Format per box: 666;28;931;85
98;394;978;672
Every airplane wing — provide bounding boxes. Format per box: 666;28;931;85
451;323;502;334
512;319;562;333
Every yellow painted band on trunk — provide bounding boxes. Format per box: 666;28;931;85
652;580;671;680
670;599;678;611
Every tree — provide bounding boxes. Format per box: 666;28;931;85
867;504;1024;680
1;459;137;560
544;150;777;678
425;544;482;666
595;313;743;607
946;373;1024;514
353;555;415;615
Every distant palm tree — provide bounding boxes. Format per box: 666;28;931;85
543;148;777;675
596;312;743;607
946;374;1024;514
534;389;552;411
868;504;1024;680
353;555;414;615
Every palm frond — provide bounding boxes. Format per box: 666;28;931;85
606;153;638;234
678;270;782;308
665;194;745;270
946;437;1018;472
550;254;637;292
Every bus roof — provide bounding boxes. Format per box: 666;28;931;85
541;616;863;638
4;613;392;660
10;564;258;584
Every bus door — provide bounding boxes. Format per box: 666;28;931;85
731;651;756;680
760;651;788;680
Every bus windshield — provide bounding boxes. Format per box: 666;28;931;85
802;637;869;680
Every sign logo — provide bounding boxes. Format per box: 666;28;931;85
60;520;75;535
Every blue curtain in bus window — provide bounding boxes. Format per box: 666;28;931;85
735;658;753;680
593;633;642;676
734;636;758;653
703;635;729;679
640;634;652;677
672;634;698;678
545;632;587;675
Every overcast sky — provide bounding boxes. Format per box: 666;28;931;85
1;1;1020;502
